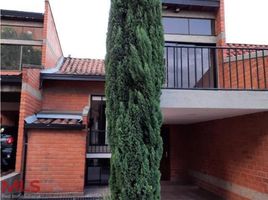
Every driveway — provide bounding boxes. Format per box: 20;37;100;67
161;182;223;200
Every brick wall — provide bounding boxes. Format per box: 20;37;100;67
42;0;63;68
215;0;226;46
168;125;189;183
42;80;105;112
15;68;42;172
218;55;268;89
187;112;268;199
25;129;86;194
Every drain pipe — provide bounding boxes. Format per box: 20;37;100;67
21;127;29;196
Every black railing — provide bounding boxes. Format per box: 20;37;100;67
88;130;110;153
164;45;268;90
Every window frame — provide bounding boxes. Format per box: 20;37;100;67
1;44;42;70
89;95;108;146
162;16;215;36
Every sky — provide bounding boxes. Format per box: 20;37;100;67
1;0;268;59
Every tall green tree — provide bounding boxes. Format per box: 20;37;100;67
105;0;164;199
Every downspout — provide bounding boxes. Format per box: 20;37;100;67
21;126;29;196
22;115;38;194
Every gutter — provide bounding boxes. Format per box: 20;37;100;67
24;123;86;130
41;73;105;82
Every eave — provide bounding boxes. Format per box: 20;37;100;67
24;123;86;130
40;73;105;83
162;0;220;11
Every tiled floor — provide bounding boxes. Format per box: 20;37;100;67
85;182;223;200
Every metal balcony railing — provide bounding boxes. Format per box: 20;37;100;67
164;45;268;90
88;130;110;153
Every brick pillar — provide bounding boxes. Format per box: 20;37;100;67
216;0;226;46
42;0;63;69
15;68;42;172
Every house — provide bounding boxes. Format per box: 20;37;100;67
1;0;268;199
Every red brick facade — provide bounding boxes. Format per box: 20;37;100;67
16;68;42;172
2;0;268;198
189;112;268;199
168;125;189;183
25;129;86;194
168;112;268;200
215;0;226;46
42;80;105;111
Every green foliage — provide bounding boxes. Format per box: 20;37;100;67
105;0;164;199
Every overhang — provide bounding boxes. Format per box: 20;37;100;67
0;9;44;22
41;73;105;82
162;0;220;8
25;112;85;130
0;73;22;83
161;89;268;124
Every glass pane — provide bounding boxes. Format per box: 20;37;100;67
162;17;188;34
1;45;20;70
189;19;213;35
22;46;42;66
90;96;106;145
1;25;43;41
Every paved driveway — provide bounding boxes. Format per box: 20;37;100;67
161;182;223;200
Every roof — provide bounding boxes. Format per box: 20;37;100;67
25;112;85;130
41;57;105;81
58;57;105;76
225;43;268;57
1;9;44;22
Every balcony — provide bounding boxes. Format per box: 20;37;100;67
164;45;268;90
87;130;111;157
161;45;268;124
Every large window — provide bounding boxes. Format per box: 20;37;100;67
1;25;43;41
162;17;214;36
1;45;42;70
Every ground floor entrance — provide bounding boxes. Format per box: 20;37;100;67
18;111;267;200
158;112;268;200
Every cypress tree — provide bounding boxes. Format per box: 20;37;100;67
105;0;164;199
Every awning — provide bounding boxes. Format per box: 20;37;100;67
24;112;85;130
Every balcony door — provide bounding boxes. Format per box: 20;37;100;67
89;95;108;149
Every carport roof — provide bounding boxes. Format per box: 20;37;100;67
25;112;85;130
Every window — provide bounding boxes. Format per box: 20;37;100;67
162;17;214;36
162;18;188;34
1;45;42;70
189;19;213;35
1;25;43;41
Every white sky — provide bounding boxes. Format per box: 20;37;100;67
1;0;268;59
